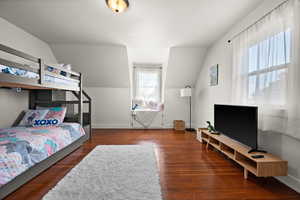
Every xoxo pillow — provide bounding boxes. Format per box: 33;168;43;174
33;118;60;127
19;109;49;126
37;107;67;125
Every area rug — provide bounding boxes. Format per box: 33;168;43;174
43;145;162;200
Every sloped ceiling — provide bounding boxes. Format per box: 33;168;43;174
51;44;129;87
166;47;206;88
0;0;264;88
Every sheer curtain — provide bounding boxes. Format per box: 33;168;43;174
131;65;163;128
231;0;300;139
132;65;163;111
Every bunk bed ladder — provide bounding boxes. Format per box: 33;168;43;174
72;89;92;139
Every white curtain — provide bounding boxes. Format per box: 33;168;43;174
133;66;163;110
232;0;300;139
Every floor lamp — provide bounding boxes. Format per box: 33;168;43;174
180;86;195;132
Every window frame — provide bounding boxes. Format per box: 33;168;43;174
246;30;291;106
132;64;163;105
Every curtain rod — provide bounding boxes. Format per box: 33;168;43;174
133;63;163;69
133;66;163;69
228;0;290;43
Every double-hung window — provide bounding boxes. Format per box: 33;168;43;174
132;64;162;110
247;30;291;106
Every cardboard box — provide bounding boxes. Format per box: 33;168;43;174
174;120;185;131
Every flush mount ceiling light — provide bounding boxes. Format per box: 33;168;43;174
106;0;129;13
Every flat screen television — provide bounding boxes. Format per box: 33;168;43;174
214;104;258;150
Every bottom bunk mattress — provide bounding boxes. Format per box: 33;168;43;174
0;123;85;187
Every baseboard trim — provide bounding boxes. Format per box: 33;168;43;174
276;175;300;193
92;123;172;129
92;123;197;129
92;123;198;129
93;124;131;129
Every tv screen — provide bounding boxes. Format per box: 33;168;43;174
214;104;258;149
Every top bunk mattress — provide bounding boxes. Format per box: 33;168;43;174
0;64;78;87
0;123;85;187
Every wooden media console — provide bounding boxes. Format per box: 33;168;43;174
197;128;288;179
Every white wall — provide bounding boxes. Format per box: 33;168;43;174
51;44;131;128
52;45;205;129
165;47;207;128
194;0;300;192
85;87;191;129
164;88;190;128
84;87;131;128
0;17;57;128
166;47;207;88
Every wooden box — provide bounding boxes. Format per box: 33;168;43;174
174;120;185;131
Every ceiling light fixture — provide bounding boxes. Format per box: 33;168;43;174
105;0;129;13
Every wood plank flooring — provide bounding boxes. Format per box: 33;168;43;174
4;129;300;200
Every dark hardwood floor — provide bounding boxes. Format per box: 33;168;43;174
5;129;300;200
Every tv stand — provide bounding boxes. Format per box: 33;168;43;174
248;149;267;154
197;128;287;179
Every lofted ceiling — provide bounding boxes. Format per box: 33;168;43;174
0;0;263;48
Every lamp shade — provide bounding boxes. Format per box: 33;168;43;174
180;88;192;97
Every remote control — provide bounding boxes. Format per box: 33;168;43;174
251;155;264;159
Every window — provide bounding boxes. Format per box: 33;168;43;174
132;65;162;110
247;30;291;106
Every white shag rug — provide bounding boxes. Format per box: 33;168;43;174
43;145;162;200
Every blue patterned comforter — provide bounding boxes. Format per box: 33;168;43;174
0;123;85;187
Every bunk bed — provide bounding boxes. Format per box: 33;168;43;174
0;43;92;199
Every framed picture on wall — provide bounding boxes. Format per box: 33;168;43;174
210;64;218;86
